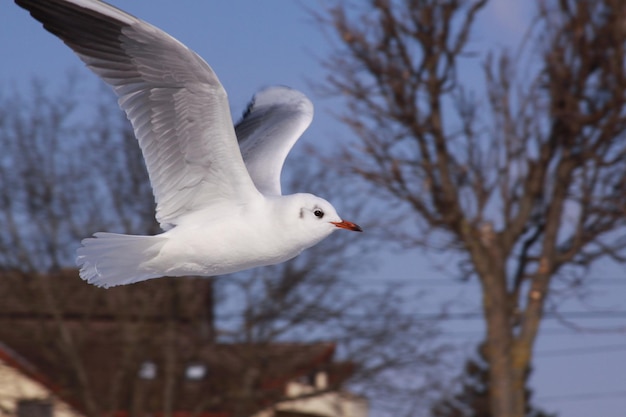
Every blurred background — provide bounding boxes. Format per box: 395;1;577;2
0;1;625;417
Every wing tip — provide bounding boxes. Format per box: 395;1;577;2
15;0;137;26
237;85;313;126
257;85;313;110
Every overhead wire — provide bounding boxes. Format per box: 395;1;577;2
537;390;626;402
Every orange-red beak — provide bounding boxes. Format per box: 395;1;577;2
331;220;363;232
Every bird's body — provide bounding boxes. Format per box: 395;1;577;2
16;0;361;288
158;194;339;275
83;194;342;287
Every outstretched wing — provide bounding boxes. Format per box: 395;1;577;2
235;86;314;196
16;0;260;230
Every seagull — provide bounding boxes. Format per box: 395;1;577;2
16;0;361;288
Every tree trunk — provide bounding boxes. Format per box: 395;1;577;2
475;230;527;417
485;336;527;417
481;276;522;417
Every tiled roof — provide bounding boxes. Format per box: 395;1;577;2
0;270;345;416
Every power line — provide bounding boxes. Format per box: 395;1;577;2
214;310;626;324
537;390;626;402
442;326;626;338
352;278;626;286
411;310;626;321
536;344;626;357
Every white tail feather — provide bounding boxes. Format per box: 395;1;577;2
76;232;167;288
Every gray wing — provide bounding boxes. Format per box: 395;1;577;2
235;86;314;196
16;0;260;230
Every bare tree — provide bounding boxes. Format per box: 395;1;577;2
314;1;626;416
0;76;157;273
0;77;448;417
0;78;195;416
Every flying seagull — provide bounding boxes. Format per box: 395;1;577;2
16;0;361;288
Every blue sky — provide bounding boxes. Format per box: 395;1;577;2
2;1;625;416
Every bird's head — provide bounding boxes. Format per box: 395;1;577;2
283;193;362;245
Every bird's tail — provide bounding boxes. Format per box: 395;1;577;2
76;232;167;288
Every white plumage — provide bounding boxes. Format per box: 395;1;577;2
16;0;361;288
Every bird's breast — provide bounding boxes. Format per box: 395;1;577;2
153;206;301;276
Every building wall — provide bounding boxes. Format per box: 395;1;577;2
254;373;368;417
0;358;81;417
277;390;367;417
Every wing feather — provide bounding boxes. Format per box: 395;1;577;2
235;86;314;196
16;0;260;229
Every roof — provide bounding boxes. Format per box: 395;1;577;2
0;269;349;416
0;269;215;321
0;340;61;394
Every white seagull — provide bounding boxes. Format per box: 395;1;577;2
16;0;361;288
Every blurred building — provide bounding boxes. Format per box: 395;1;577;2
0;270;367;417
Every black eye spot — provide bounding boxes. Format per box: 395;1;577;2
313;209;324;219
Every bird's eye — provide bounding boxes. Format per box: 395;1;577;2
313;209;324;219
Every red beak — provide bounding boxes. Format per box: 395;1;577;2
331;220;363;232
